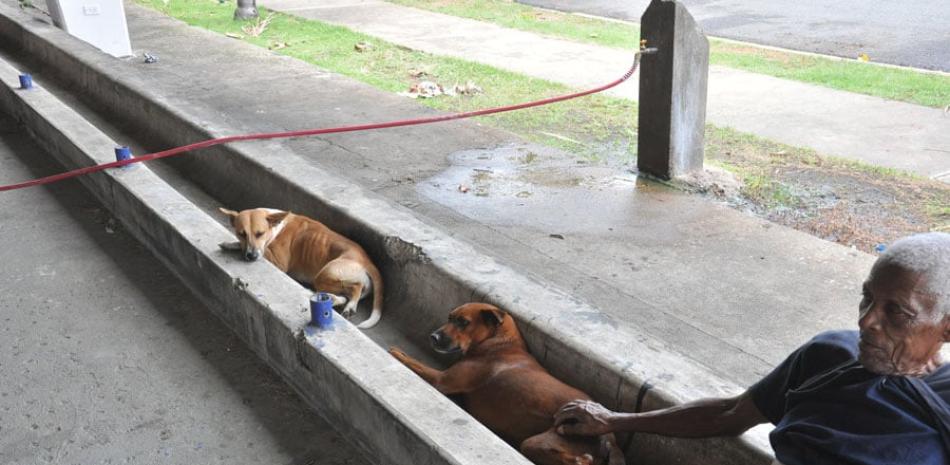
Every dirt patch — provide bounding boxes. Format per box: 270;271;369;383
705;127;950;252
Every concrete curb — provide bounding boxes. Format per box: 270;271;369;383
0;52;530;465
0;4;774;464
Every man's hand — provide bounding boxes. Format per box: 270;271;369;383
554;400;617;436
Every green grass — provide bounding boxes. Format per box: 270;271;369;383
136;0;637;161
388;0;950;108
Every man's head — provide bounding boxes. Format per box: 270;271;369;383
858;232;950;376
429;303;508;355
219;208;289;261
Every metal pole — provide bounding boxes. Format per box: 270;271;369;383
234;0;258;20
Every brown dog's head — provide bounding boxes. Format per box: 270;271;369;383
219;208;289;261
429;303;508;355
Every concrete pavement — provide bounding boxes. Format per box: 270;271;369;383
259;0;950;182
0;112;367;465
518;0;950;72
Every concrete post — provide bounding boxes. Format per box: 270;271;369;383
637;0;709;180
234;0;259;20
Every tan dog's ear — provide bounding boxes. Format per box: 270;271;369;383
219;207;239;225
480;306;507;327
266;211;289;227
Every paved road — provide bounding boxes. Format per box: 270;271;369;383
0;112;367;465
518;0;950;71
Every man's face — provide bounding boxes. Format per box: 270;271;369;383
858;264;947;376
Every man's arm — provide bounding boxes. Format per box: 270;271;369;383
555;390;767;438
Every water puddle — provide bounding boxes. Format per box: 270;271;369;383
418;144;659;234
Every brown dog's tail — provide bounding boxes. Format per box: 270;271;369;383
357;265;384;329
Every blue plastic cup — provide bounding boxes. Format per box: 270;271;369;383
310;293;334;328
114;146;132;162
18;74;32;90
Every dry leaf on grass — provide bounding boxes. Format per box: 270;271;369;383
354;41;375;52
453;80;483;95
242;13;274;37
408;66;433;78
399;81;446;99
225;32;244;39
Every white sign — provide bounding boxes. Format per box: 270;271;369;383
47;0;133;58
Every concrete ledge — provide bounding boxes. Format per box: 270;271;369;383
0;54;531;465
0;3;774;464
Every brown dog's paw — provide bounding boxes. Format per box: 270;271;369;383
388;346;408;361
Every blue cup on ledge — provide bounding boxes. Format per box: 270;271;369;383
310;293;334;328
114;146;132;162
18;74;33;90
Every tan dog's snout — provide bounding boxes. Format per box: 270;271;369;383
244;247;262;261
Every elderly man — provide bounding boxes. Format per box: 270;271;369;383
555;232;950;465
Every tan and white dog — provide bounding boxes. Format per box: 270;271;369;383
218;208;384;329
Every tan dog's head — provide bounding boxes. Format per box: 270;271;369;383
429;303;508;354
219;208;289;261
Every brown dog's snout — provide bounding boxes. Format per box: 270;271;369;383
430;328;459;354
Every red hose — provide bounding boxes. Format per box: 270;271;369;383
0;53;642;193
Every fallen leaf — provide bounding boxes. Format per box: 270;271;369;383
225;32;244;39
399;81;445;99
857;53;870;62
242;13;273;37
354;41;374;52
269;41;289;50
549;234;565;240
408;66;433;78
453;80;483;95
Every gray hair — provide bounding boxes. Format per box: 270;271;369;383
872;232;950;318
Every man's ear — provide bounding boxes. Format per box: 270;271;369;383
266;211;289;227
480;306;507;327
219;207;239;225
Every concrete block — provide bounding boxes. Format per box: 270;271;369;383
637;0;709;180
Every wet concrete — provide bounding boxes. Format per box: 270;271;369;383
419;144;642;234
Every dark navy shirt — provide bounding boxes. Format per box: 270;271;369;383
750;330;950;465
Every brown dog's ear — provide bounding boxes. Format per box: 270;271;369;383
266;211;289;227
480;306;507;327
219;207;239;225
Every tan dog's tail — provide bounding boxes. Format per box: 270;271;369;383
357;265;384;329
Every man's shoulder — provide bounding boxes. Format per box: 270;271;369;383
802;330;860;358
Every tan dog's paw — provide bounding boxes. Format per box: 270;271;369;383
219;241;242;251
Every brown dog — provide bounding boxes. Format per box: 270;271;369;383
219;208;383;328
389;303;624;465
